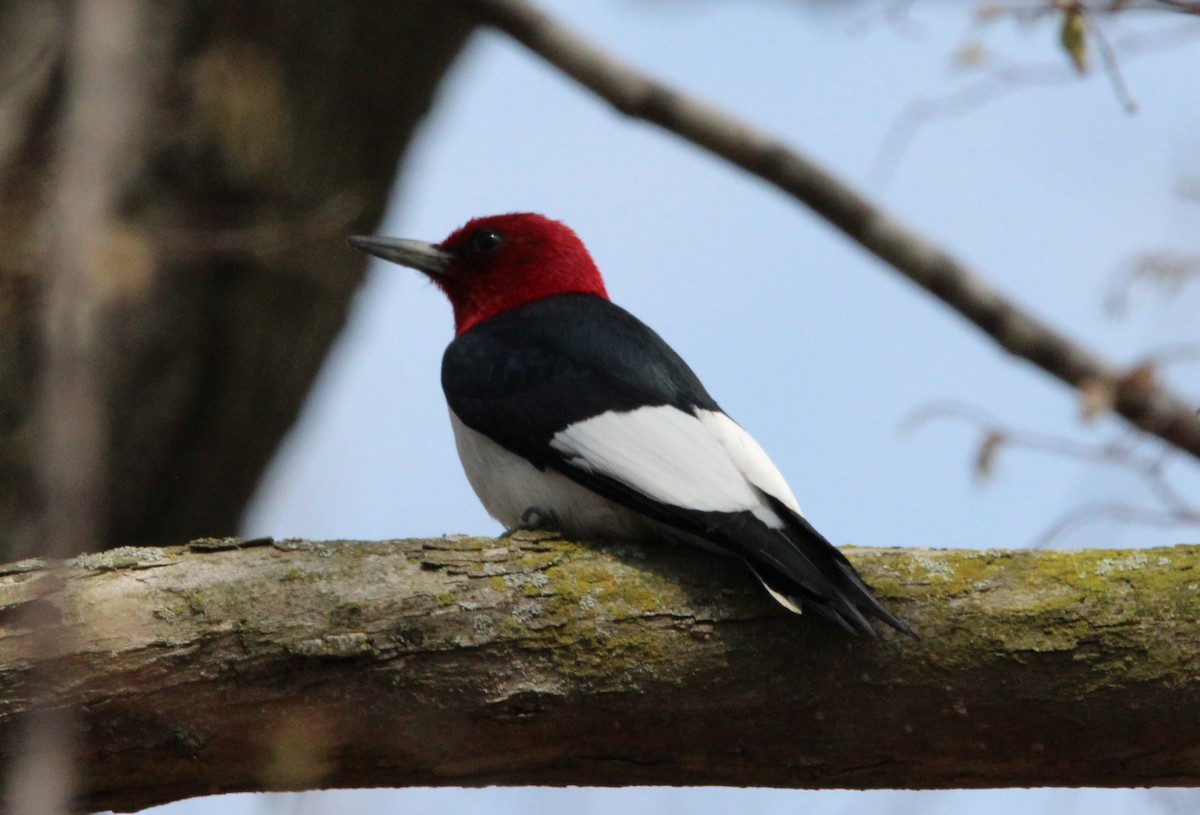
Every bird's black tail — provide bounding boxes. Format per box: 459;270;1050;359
735;497;914;638
546;457;911;636
747;557;912;638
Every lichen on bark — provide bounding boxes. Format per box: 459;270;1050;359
1;536;1199;811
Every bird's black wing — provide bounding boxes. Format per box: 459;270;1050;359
443;293;718;453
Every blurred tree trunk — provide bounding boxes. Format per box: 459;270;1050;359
1;536;1198;811
0;1;473;560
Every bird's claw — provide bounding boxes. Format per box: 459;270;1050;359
499;508;560;539
518;506;560;532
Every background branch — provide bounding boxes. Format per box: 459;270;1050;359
460;0;1200;463
1;536;1199;812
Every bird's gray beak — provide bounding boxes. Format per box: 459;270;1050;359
347;235;452;279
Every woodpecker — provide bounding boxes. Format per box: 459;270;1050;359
348;213;911;637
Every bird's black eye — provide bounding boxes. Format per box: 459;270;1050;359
469;229;504;255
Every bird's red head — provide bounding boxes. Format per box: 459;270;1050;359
435;214;609;333
349;213;609;335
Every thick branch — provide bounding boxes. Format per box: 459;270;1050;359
460;0;1200;462
1;535;1198;811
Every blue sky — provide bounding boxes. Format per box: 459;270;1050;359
248;1;1200;555
155;2;1200;814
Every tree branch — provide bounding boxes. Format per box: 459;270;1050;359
2;535;1198;811
459;0;1200;462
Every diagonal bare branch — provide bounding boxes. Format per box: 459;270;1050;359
458;0;1200;463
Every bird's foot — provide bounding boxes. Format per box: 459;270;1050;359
499;507;562;538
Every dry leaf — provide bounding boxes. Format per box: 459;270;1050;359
974;430;1005;482
1059;8;1089;75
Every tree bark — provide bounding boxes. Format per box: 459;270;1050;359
0;2;473;559
1;535;1197;812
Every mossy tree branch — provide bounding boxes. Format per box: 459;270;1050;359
1;536;1198;811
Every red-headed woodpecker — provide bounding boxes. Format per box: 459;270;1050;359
348;214;911;637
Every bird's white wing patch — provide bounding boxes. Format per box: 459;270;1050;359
695;409;802;516
449;410;650;539
550;405;784;526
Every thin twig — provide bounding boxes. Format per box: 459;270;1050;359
872;16;1200;178
1107;251;1200;314
869;61;1072;181
1137;341;1200;367
906;400;1195;504
1085;10;1140;112
462;0;1200;462
905;399;1200;545
1030;501;1200;548
1143;0;1200;15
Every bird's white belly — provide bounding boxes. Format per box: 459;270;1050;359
449;410;652;539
